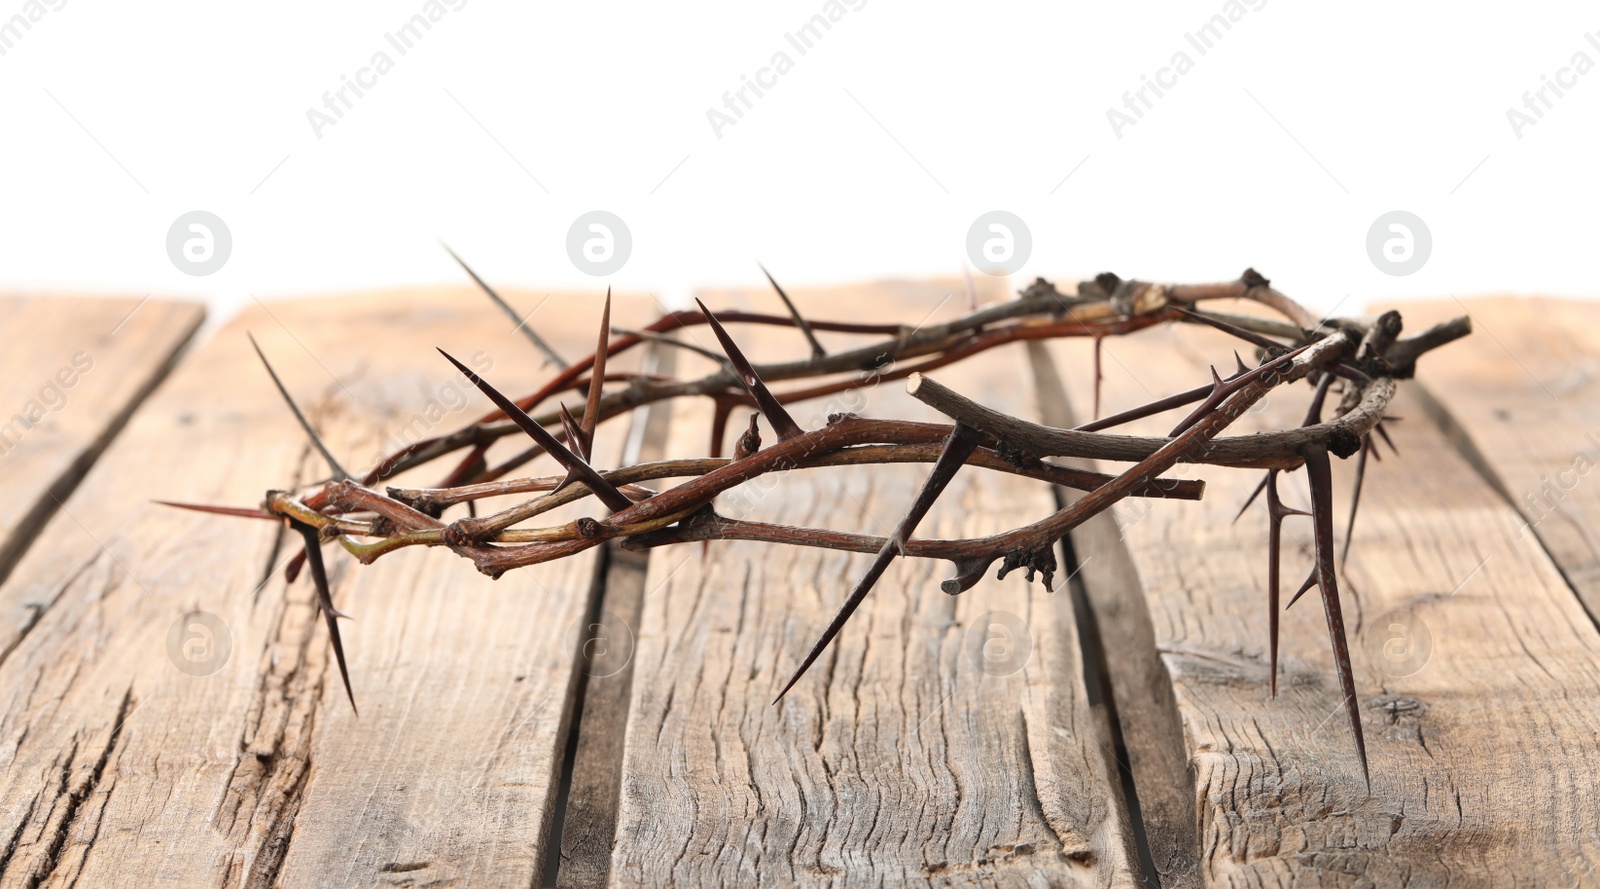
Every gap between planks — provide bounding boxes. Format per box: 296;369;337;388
552;341;678;889
0;295;203;599
1040;308;1600;887
1026;339;1200;889
0;288;642;888
598;280;1142;888
1377;296;1600;639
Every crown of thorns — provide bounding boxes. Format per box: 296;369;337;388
168;259;1469;787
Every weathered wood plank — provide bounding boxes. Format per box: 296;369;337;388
607;280;1140;887
1042;314;1600;887
0;294;203;592
0;287;644;888
1374;296;1600;630
556;342;677;889
1026;341;1202;888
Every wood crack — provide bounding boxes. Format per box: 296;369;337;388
215;469;328;887
13;688;133;889
0;550;105;674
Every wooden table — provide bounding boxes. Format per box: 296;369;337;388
0;283;1595;888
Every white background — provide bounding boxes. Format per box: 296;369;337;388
2;1;1597;324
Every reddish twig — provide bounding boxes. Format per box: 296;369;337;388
170;264;1468;785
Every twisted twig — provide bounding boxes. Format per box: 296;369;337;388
169;262;1470;784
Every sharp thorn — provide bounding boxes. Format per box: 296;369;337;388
1301;372;1337;426
1176;306;1292;353
247;333;350;481
438;349;632;513
155;501;277;521
1340;438;1371;568
441;242;568;369
1287;568;1318;608
290;520;357;715
759;262;826;360
775;424;982;703
1082;348;1276;435
1167;371;1227;437
610;326;728;363
553;402;586;494
558;401;587;462
1164;343;1311;438
1265;469;1283;697
1078;380;1211;433
772;543;893;704
1233;473;1270;525
695;299;805;440
1302;442;1369;785
580;289;610;455
1375;421;1399;456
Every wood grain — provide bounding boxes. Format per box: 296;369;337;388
607;279;1140;887
0;287;645;888
1373;296;1600;631
0;294;202;592
1026;341;1202;888
556;342;678;889
11;285;1588;888
1042;314;1600;887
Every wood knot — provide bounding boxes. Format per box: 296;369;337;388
1368;693;1428;723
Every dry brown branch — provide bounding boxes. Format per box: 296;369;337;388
170;263;1470;783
